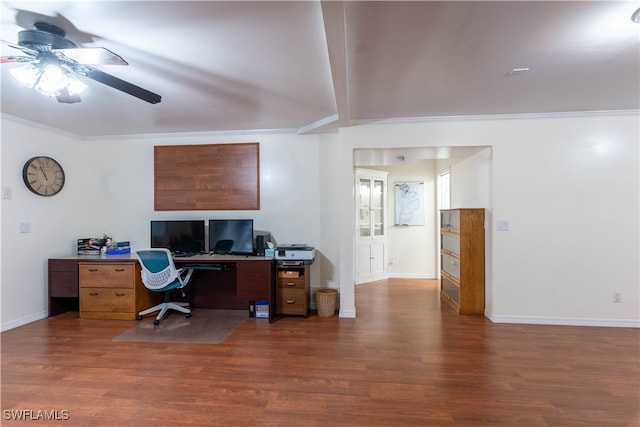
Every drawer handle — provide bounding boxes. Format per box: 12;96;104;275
114;269;126;272
89;292;99;296
115;293;126;297
88;269;98;272
286;282;296;287
286;299;296;304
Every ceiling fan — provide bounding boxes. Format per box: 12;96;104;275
1;22;161;104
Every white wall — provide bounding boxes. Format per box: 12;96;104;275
450;148;492;209
489;115;639;324
1;120;326;329
446;148;493;313
2;112;638;329
1;122;81;328
336;113;639;327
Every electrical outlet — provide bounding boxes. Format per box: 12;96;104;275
496;220;510;231
613;291;622;303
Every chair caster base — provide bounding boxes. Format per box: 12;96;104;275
185;313;192;319
136;315;143;321
153;319;160;325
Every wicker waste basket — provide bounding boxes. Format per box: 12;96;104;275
316;288;338;317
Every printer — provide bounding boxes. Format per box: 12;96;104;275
275;244;315;264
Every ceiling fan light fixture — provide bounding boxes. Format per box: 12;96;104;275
9;63;41;88
11;61;86;98
66;73;87;95
34;63;69;96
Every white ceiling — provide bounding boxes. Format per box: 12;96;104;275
1;1;639;139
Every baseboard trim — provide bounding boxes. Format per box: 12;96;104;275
339;308;356;318
489;314;640;328
4;311;635;329
1;311;48;333
388;273;436;279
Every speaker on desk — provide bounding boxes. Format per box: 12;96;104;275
255;234;270;256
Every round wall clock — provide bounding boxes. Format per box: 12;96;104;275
22;156;66;196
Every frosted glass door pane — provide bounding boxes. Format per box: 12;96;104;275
442;234;460;254
373;209;384;236
372;180;383;209
359;179;371;237
373;180;384;236
441;211;460;231
360;210;370;237
442;253;460;279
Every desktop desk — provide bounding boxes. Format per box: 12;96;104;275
48;253;276;322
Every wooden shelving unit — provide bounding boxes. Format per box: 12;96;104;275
440;208;485;314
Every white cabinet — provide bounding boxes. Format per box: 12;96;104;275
356;169;388;284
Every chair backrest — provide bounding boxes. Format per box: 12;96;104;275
213;239;234;252
134;248;181;290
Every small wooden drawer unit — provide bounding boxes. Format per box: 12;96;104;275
276;265;309;316
79;262;157;320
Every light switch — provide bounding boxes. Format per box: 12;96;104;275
496;220;510;231
19;222;31;233
2;187;11;199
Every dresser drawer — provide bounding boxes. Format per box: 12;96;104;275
49;259;79;272
277;276;306;289
80;288;135;312
277;288;307;315
49;272;78;297
79;263;136;288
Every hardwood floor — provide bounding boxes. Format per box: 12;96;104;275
2;279;638;426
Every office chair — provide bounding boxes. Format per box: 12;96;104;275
213;239;234;252
134;248;194;325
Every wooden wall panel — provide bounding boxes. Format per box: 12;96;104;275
154;143;259;211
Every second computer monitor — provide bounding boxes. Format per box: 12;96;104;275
209;219;254;255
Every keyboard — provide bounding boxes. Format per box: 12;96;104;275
173;252;196;258
182;263;225;271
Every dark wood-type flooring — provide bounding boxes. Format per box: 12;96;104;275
2;279;638;426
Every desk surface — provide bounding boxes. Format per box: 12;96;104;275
52;253;274;262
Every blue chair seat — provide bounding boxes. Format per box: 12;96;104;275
134;248;194;325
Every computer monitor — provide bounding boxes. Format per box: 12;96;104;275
150;220;205;254
209;219;254;255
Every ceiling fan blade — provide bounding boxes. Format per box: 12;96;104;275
1;39;38;56
82;66;161;104
56;87;81;104
0;55;35;63
56;47;128;65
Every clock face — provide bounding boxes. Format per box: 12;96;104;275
22;156;65;196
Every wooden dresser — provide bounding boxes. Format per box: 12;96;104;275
276;264;310;317
79;262;157;320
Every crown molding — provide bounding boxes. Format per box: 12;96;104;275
4;109;638;141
